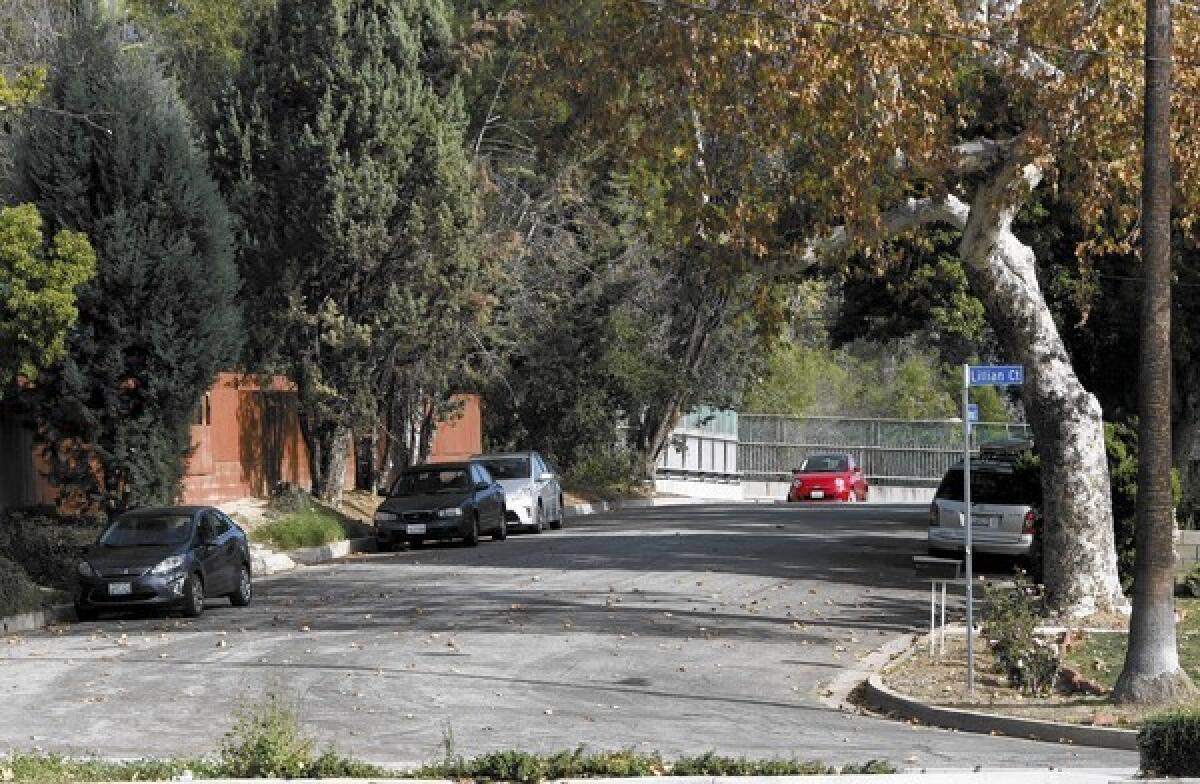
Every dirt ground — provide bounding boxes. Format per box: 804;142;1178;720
881;634;1155;727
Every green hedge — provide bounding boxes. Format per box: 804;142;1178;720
0;509;105;591
1139;709;1200;776
0;554;48;616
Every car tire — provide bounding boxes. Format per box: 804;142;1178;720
228;564;252;607
549;497;564;530
533;503;545;534
493;516;507;541
182;573;205;618
74;602;97;622
464;514;480;547
409;538;424;549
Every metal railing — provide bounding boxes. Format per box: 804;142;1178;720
738;414;1032;484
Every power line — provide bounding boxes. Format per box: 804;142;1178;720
635;0;1200;70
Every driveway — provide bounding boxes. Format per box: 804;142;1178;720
0;503;1135;771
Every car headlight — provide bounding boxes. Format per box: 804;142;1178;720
150;555;185;575
374;511;397;523
436;508;463;518
77;561;96;578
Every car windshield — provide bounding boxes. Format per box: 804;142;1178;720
799;455;848;473
935;468;1036;505
478;457;530;480
391;468;470;496
100;514;194;547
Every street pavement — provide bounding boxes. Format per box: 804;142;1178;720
0;503;1138;772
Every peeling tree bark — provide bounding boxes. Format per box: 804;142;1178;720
959;162;1126;617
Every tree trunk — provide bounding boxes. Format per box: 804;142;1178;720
959;162;1126;617
314;425;352;505
1113;0;1193;704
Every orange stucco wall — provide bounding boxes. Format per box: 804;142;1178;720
428;394;483;463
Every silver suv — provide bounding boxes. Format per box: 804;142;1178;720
928;458;1038;557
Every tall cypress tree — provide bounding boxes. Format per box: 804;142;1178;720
11;5;241;511
214;0;478;501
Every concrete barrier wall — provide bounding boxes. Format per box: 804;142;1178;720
741;480;935;504
653;478;744;500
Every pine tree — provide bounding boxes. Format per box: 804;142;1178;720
213;0;478;501
11;5;241;511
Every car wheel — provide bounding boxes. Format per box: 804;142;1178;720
182;573;205;618
493;516;507;541
74;602;97;622
229;564;252;607
533;503;545;534
464;514;480;547
549;497;564;530
409;538;424;549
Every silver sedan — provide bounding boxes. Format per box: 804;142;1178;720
474;451;565;532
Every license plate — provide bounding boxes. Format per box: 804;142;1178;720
406;524;427;535
810;490;825;499
109;582;132;596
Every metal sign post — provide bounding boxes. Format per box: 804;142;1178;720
961;365;975;695
963;363;1025;696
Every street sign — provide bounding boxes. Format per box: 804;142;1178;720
969;365;1024;386
966;403;979;423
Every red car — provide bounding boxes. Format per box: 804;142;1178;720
787;453;869;502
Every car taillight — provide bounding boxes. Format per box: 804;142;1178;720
929;503;939;527
1023;510;1037;535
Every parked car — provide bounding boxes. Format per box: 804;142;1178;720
474;451;564;532
75;506;252;620
787;453;868;502
374;461;507;549
928;457;1039;558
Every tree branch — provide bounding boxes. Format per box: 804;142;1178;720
800;194;970;268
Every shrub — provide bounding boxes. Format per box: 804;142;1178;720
982;574;1059;695
0;555;47;616
2;753;217;783
563;449;641;500
218;692;316;778
671;753;832;776
0;508;104;591
1139;709;1200;777
250;504;347;551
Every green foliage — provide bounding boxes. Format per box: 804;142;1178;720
744;341;969;420
213;0;479;498
0;508;104;591
218;692;317;778
0;753;218;783
0;553;46;616
250;502;347;551
413;746;892;782
562;449;641;500
0;203;95;390
11;10;241;512
1106;419;1183;589
982;575;1059;696
126;0;274;128
1139;708;1200;777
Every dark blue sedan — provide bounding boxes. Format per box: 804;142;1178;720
75;506;252;619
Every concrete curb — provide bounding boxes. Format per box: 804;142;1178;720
862;672;1138;750
285;535;376;565
0;602;74;634
562;497;721;517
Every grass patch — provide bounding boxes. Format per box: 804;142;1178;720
249;502;348;551
1066;598;1200;690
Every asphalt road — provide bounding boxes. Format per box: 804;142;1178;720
0;503;1136;771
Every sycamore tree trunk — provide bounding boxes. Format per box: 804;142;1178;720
1113;0;1194;704
959;163;1126;617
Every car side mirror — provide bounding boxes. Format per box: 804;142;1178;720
538;472;554;481
475;481;490;491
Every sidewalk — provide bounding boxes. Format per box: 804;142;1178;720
88;772;1146;784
